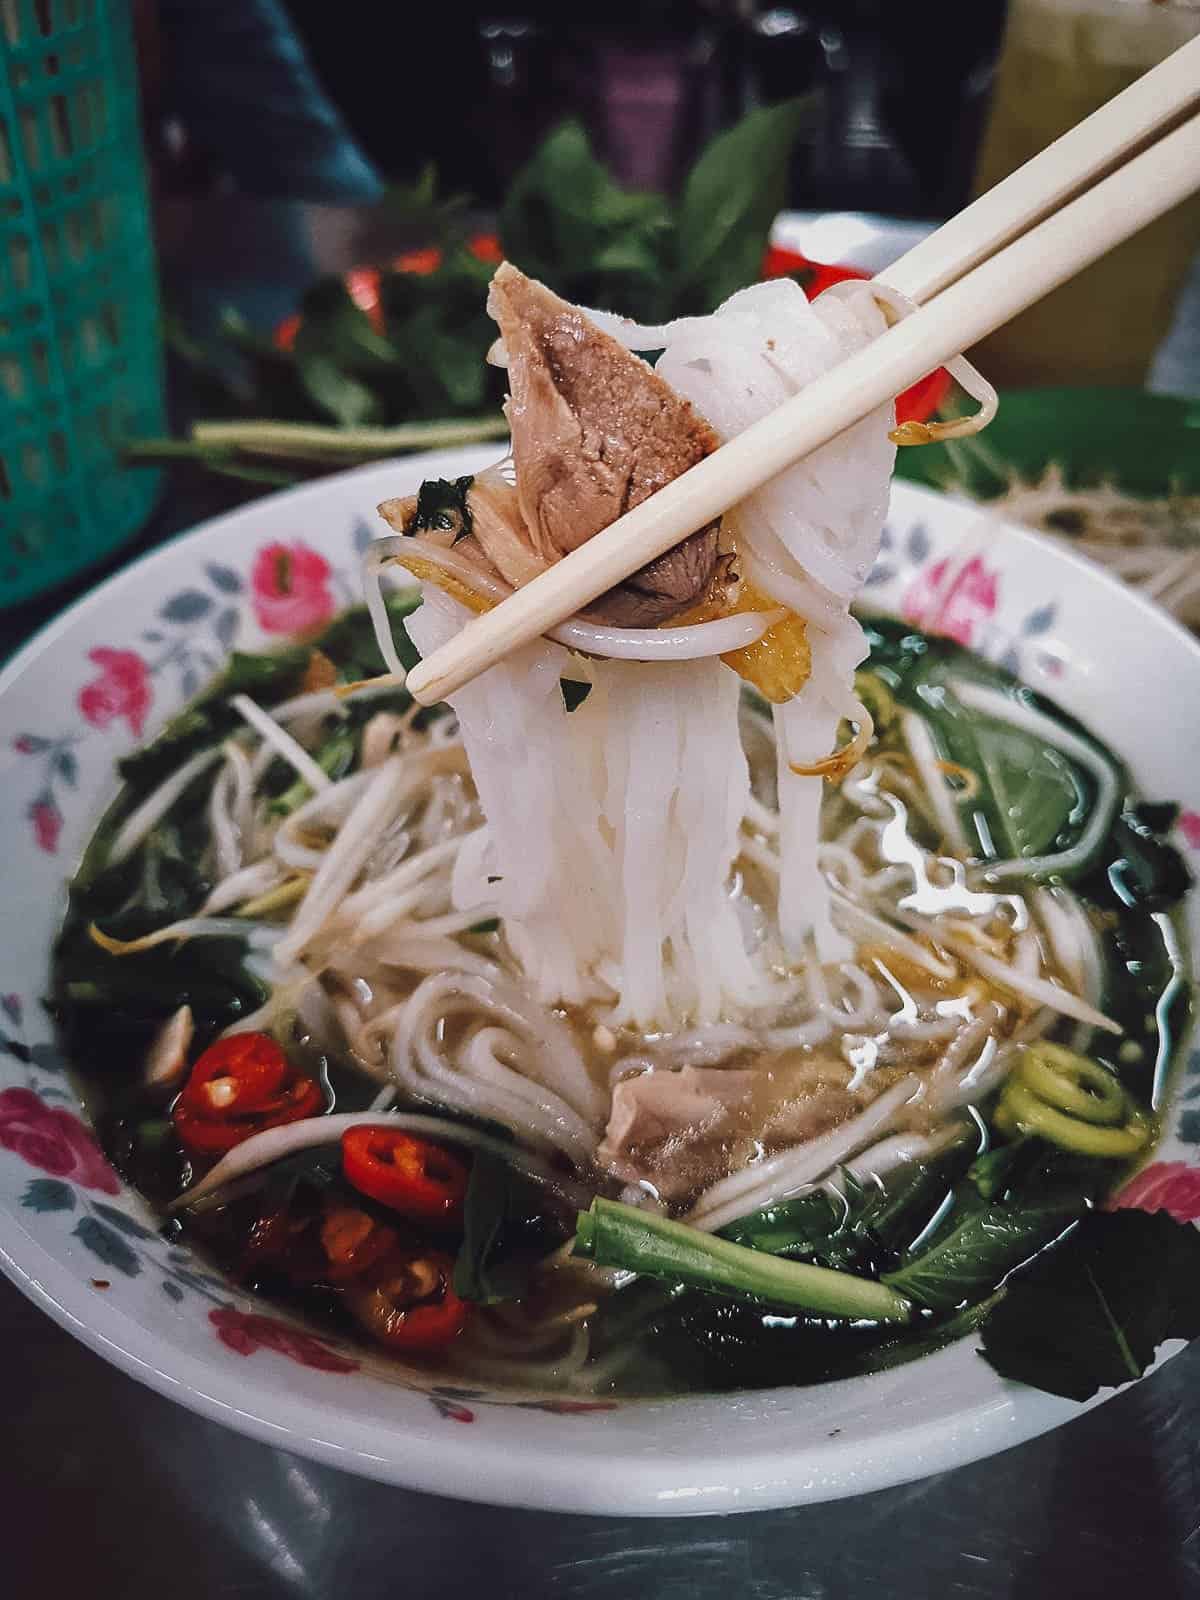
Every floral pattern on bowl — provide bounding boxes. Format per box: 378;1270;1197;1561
0;452;1195;1514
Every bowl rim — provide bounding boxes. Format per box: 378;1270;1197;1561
0;455;1197;1517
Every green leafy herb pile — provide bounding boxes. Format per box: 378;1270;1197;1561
131;103;811;488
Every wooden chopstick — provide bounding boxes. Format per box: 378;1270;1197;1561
880;33;1200;306
405;80;1200;707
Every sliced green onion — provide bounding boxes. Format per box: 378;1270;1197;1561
999;1082;1150;1158
572;1198;911;1324
1016;1042;1126;1126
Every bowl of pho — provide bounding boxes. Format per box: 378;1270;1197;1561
1;266;1196;1516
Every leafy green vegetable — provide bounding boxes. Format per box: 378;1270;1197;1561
717;1189;845;1260
269;725;358;816
981;1210;1200;1400
969;1137;1038;1202
314;589;423;687
115;592;422;803
674;99;811;313
1103;805;1192;913
958;716;1088;864
883;1191;1081;1315
454;1153;563;1305
574;1198;912;1322
135;106;811;485
117;647;311;794
499;122;675;322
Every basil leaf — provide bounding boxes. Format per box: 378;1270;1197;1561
454;1153;562;1305
499;121;673;320
981;1210;1200;1401
295;351;381;428
674;98;811;312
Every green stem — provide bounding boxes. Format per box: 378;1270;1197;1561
190;416;510;456
123;439;229;461
573;1198;912;1323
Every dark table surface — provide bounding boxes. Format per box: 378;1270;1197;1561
3;1276;1199;1598
4;202;1200;1597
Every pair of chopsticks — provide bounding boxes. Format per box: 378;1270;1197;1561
405;36;1200;707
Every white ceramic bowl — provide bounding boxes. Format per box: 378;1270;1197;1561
1;452;1197;1516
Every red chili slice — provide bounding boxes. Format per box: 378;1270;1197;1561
179;1033;289;1118
319;1205;399;1283
341;1127;469;1224
344;1250;469;1353
173;1033;324;1158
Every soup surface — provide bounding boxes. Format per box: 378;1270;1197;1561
51;603;1192;1397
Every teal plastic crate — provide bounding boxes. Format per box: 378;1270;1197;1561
0;0;164;607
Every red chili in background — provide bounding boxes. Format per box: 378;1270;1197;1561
761;244;952;424
341;1127;469;1224
172;1033;323;1157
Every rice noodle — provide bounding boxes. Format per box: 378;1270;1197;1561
386;968;604;1164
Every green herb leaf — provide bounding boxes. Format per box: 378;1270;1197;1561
894;388;1200;503
295;352;381;428
969;1138;1037;1202
454;1153;561;1305
883;1192;1081;1315
560;678;592;713
1104;807;1192;913
499;121;673;320
674;98;810;312
981;1210;1200;1400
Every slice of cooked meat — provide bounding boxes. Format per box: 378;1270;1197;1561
488;262;721;626
463;466;549;591
598;1064;856;1204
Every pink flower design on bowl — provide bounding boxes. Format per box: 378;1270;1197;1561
78;648;152;738
28;796;62;855
902;555;999;649
1109;1161;1200;1224
0;1088;120;1194
251;542;335;635
210;1307;359;1373
1179;811;1200;850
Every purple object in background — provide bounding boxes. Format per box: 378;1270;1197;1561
596;43;690;190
